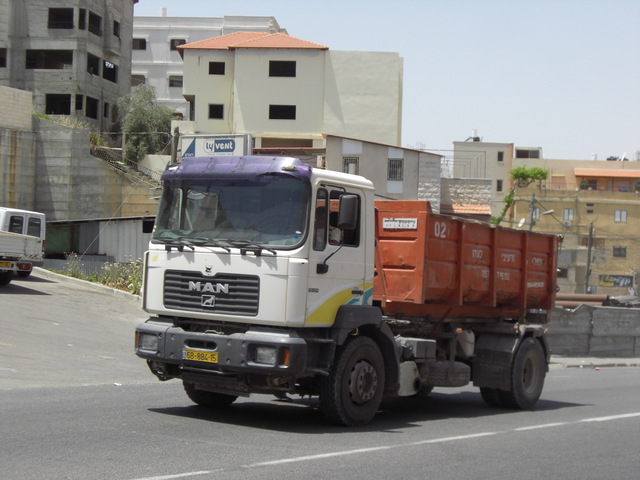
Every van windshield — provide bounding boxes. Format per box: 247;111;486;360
152;174;310;250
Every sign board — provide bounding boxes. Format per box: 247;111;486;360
180;134;253;158
383;218;418;230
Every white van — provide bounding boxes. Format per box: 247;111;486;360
0;207;46;277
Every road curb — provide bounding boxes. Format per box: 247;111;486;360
33;267;140;302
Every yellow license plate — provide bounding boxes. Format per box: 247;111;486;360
183;349;218;363
0;261;13;268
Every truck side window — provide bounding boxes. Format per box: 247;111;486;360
329;191;360;247
27;218;41;237
8;216;23;234
313;189;328;251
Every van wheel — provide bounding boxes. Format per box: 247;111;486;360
320;336;385;427
499;338;546;409
183;382;237;408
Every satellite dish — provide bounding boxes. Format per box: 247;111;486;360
518;218;525;228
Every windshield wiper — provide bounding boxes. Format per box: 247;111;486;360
153;236;195;252
225;240;277;256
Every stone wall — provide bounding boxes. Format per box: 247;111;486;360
547;305;640;357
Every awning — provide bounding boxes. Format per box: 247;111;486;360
574;168;640;178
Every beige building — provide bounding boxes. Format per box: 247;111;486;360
173;32;403;149
511;157;640;296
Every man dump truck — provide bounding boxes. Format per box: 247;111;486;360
135;156;561;426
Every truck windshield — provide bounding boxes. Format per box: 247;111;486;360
152;174;310;249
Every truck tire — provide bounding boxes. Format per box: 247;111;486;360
499;337;546;409
17;270;31;278
320;336;385;427
424;361;470;387
0;271;13;286
183;382;237;408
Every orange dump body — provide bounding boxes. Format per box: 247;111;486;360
373;201;561;321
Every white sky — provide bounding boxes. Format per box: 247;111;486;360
134;0;640;160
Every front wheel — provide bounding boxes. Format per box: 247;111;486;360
320;336;385;427
0;271;13;286
499;337;546;409
183;382;238;408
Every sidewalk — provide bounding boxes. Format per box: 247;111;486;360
550;355;640;369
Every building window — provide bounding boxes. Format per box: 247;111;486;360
113;21;120;38
209;62;225;75
208;104;224;119
102;60;118;83
103;102;110;118
88;11;102;37
45;94;71;115
0;48;6;68
86;96;99;119
557;268;568;278
343;157;359;175
168;76;183;88
131;74;145;87
75;94;84;111
613;246;627;258
388;159;403;180
563;208;574;222
496;179;503;192
48;8;74;29
269;60;296;77
87;53;100;75
614;210;627;223
26;50;73;70
269;105;296;120
79;9;86;30
132;38;147;50
170;39;186;50
497;151;504;162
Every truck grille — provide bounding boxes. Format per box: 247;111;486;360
164;270;259;316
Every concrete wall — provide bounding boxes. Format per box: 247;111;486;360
31;116;157;221
548;305;640;357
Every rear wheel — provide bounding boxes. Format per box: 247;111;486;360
183;382;238;408
320;336;385;427
17;270;32;278
499;337;546;409
0;271;13;286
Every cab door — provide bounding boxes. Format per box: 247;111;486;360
304;187;367;326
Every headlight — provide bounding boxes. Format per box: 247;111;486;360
139;333;159;352
255;346;277;365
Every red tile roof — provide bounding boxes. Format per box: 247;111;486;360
440;204;491;215
178;31;328;51
574;168;640;178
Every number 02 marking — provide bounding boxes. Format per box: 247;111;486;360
434;221;448;238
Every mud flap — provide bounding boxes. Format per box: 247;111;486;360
472;333;520;391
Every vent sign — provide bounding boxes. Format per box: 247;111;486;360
180;135;249;157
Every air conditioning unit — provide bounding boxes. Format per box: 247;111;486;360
563;220;572;227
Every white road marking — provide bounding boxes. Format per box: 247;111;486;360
128;411;640;480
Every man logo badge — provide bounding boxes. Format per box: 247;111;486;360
201;295;216;307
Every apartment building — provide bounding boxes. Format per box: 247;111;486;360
512;158;640;296
173;31;404;149
0;0;137;133
131;14;286;120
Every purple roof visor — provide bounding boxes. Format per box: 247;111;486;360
162;156;312;182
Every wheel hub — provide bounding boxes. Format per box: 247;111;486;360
349;360;378;404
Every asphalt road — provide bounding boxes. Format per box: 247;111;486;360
1;271;639;480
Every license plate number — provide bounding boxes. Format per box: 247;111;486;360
183;349;218;363
0;261;13;268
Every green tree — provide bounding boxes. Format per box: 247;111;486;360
492;166;548;225
115;84;172;163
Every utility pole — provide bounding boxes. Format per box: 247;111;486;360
585;221;594;293
528;194;536;231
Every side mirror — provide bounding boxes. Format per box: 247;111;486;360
337;194;358;230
